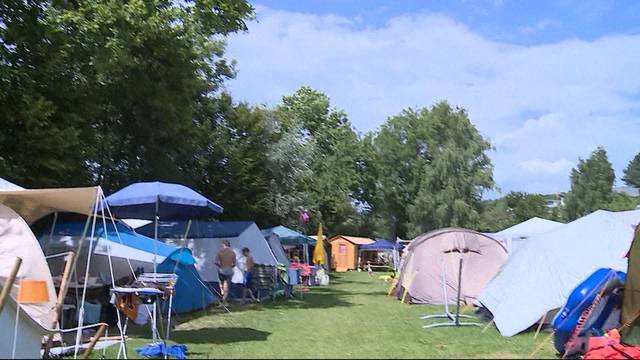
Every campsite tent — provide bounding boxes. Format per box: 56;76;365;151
261;226;314;264
359;239;399;270
139;221;278;282
395;228;507;305
479;209;640;337
0;186;101;358
0;177;23;190
492;217;564;254
36;219;177;282
156;248;217;313
0;203;57;358
622;225;640;345
329;235;375;272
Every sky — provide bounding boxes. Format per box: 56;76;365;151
223;0;640;197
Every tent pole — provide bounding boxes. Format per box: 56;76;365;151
43;251;75;358
152;199;159;343
455;258;463;326
0;257;22;313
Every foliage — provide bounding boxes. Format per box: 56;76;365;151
371;102;494;238
0;0;254;190
623;153;640;189
604;192;640;212
564;147;615;221
478;192;559;233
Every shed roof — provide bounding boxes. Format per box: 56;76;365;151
330;235;375;245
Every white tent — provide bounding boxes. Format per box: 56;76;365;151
478;209;640;337
265;234;290;266
0;203;57;358
0;187;100;358
37;220;176;283
493;217;564;254
139;221;279;283
0;177;23;190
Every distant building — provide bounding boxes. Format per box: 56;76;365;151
613;186;640;197
543;193;565;209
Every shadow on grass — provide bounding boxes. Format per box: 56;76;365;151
171;327;271;344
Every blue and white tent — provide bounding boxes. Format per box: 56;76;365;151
38;220;177;282
157;248;218;313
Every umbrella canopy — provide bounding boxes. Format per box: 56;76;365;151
104;181;223;220
313;223;325;266
261;225;315;245
360;239;397;251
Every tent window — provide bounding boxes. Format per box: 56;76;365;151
443;249;481;255
339;244;347;255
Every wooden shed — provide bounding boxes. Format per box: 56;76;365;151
329;235;375;272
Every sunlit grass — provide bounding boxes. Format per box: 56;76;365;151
91;272;556;359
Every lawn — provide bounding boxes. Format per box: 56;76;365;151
96;272;556;359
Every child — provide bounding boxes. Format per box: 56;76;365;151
366;261;373;277
240;247;257;304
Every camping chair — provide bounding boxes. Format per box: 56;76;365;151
421;258;481;329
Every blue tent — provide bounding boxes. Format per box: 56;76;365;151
261;225;315;245
157;248;218;314
104;181;223;220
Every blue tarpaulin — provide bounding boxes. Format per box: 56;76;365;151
105;181;223;220
157;248;217;313
261;225;315;245
137;343;188;359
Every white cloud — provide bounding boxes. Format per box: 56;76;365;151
520;159;574;174
224;6;640;194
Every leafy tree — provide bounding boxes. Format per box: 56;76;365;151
405;103;494;237
505;192;548;223
371;102;494;238
275;87;365;236
478;198;514;233
623;153;640;188
604;192;640;212
0;0;254;190
564;147;615;221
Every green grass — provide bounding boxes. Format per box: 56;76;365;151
95;272;556;359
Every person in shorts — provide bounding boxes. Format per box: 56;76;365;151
240;247;257;304
215;240;236;306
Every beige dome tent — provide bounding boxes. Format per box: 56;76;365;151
395;228;507;304
0;187;100;358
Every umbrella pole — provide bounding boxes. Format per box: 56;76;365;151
152;199;159;343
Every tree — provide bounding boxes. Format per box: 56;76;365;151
604;192;640;212
274;87;365;235
371;102;494;238
405;103;494;237
623;153;640;188
0;0;254;190
505;192;548;223
564;147;615;221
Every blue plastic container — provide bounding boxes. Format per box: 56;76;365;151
552;268;626;353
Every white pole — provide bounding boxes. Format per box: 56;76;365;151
152;198;159;343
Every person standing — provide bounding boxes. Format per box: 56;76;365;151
215;240;236;306
240;247;257;304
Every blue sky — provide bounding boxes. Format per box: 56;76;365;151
224;0;640;197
